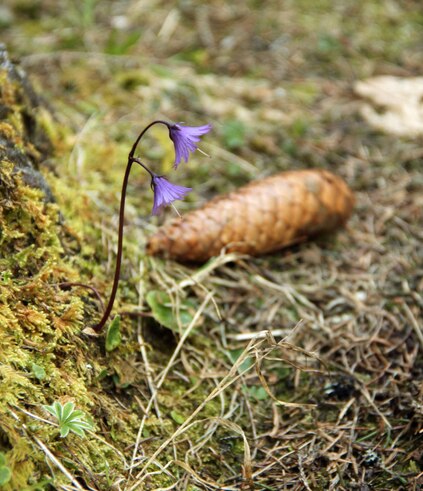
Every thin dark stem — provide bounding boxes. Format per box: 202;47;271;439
131;157;155;178
93;158;134;332
93;120;169;332
129;120;169;160
58;282;105;311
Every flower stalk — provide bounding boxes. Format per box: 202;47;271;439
93;119;211;332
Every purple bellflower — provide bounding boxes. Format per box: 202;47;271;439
168;123;212;168
151;175;192;215
94;119;210;333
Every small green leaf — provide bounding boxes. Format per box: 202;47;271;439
228;349;254;374
42;404;56;418
61;402;75;422
43;401;92;438
0;454;5;466
31;363;46;381
142;427;150;438
222;120;247;150
97;369;108;380
59;426;70;438
170;411;185;425
53;401;63;420
105;315;121;352
146;290;195;333
67;410;85;421
68;425;85;437
0;466;12;485
246;385;269;401
70;420;92;430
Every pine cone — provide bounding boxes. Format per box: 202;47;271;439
147;169;354;262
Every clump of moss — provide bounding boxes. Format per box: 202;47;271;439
0;54;143;489
0;155;122;489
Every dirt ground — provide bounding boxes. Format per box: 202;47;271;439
0;1;422;490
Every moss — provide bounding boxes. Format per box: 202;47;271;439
0;56;141;488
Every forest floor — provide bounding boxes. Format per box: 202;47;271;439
0;1;422;490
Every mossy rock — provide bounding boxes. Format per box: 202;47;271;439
0;46;136;490
0;43;54;201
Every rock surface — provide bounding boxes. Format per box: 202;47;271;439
0;44;54;201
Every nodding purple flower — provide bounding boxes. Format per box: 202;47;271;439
151;175;192;215
168;123;212;169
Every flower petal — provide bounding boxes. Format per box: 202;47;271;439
151;175;192;215
168;123;212;168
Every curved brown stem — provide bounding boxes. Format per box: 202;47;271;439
93;158;133;332
128;120;169;160
58;282;105;311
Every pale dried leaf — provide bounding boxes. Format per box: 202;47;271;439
354;76;423;136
